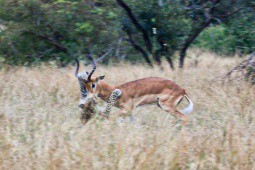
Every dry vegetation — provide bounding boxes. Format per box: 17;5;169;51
0;51;255;170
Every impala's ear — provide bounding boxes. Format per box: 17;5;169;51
99;75;105;80
96;75;105;82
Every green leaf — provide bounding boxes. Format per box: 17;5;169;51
75;22;94;33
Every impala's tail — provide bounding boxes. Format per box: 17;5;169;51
180;95;194;115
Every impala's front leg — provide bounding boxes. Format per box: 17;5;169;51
110;102;134;121
116;109;132;117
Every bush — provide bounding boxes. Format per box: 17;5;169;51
194;26;237;55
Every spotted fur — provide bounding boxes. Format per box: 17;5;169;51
103;89;122;115
77;72;88;99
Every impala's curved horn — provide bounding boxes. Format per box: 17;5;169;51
75;58;79;77
86;53;97;81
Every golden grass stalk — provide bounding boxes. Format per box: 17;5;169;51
0;50;255;169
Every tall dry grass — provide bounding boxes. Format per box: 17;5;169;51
0;51;255;170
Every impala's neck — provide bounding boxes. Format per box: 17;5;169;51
98;81;115;102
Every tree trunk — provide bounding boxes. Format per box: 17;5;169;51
179;0;223;68
116;0;152;53
165;55;175;70
179;19;212;68
125;29;153;67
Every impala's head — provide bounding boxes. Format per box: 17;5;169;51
75;54;105;109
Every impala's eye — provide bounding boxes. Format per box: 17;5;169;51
91;84;95;89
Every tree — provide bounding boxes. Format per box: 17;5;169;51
0;0;121;65
116;0;187;69
179;0;252;68
115;0;253;68
0;0;254;67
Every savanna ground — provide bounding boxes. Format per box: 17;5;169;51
0;50;255;170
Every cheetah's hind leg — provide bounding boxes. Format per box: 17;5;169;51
100;89;122;118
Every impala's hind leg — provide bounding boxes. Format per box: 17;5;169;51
158;100;188;124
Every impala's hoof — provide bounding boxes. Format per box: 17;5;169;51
182;119;189;126
130;115;135;123
99;112;109;119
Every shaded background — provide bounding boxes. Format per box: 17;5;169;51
0;0;254;68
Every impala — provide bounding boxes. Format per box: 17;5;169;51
75;54;194;124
